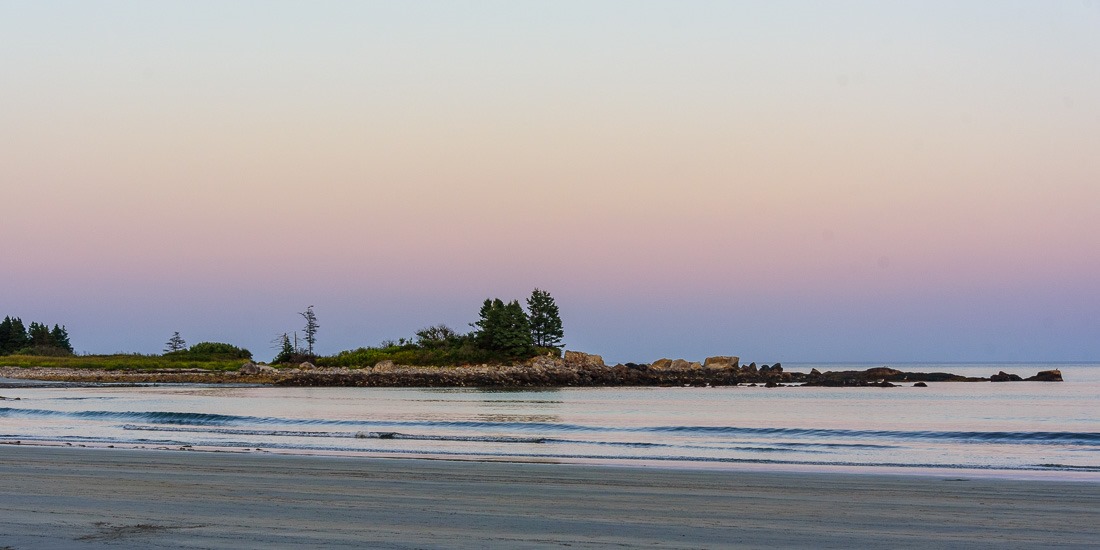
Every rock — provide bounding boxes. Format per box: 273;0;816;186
809;368;821;376
373;360;396;371
1025;370;1063;382
703;356;740;369
529;355;562;369
563;351;605;368
299;362;316;370
669;359;697;370
257;365;277;373
740;363;758;374
649;358;673;370
990;371;1023;382
239;362;261;374
913;382;928;387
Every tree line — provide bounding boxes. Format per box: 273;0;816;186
6;288;564;366
323;288;564;367
0;316;73;356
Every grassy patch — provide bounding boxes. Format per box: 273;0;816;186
0;354;245;371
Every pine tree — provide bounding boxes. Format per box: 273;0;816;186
0;316;13;355
8;317;28;352
300;306;319;356
473;298;534;357
273;333;295;363
526;288;564;349
164;331;187;353
51;324;73;353
27;322;53;348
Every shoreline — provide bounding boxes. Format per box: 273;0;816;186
0;361;1064;388
2;444;1098;548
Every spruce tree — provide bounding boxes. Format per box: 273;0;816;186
273;333;295;363
164;331;187;353
526;288;564;349
51;325;73;353
300;306;319;356
473;298;534;357
27;322;52;348
0;316;12;355
5;318;28;353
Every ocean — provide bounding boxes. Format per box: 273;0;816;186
2;363;1097;480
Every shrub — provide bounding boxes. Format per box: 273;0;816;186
165;342;252;361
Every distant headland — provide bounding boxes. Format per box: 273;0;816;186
0;293;1064;388
0;352;1062;388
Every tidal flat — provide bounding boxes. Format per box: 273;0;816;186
1;445;1098;549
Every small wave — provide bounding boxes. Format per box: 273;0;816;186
0;407;249;426
121;425;546;444
1035;463;1100;472
4;407;1097;447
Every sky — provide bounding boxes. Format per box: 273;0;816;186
2;1;1098;364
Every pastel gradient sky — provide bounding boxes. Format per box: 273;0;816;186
3;1;1098;363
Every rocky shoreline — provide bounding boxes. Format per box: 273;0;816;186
0;352;1063;388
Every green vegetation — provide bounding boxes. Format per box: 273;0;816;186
314;289;565;368
164;342;253;361
0;354;243;371
473;299;534;357
0;316;73;356
5;288;566;371
526;288;564;349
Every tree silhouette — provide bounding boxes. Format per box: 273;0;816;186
300;306;319;356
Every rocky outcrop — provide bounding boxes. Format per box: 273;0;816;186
649;358;673;370
0;361;1066;388
563;351;604;368
1025;369;1063;382
240;362;276;374
799;367;985;387
704;356;739;369
990;371;1024;382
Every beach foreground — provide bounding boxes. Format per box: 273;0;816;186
1;446;1097;549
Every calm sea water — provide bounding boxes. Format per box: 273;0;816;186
2;363;1097;479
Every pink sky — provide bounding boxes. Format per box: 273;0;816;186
2;2;1098;362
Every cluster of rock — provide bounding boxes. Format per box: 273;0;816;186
0;357;1063;388
267;353;1063;388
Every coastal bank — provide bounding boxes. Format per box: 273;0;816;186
1;351;1063;387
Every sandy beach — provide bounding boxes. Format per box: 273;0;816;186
0;446;1096;549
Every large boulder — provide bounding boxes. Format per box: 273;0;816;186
529;355;563;369
373;360;396;371
649;358;673;370
1025;369;1063;382
703;356;740;369
563;351;605;368
239;362;261;374
669;359;702;370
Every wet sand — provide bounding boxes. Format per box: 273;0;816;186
1;445;1097;549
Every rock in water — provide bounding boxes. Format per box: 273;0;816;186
990;371;1023;382
1025;370;1063;382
